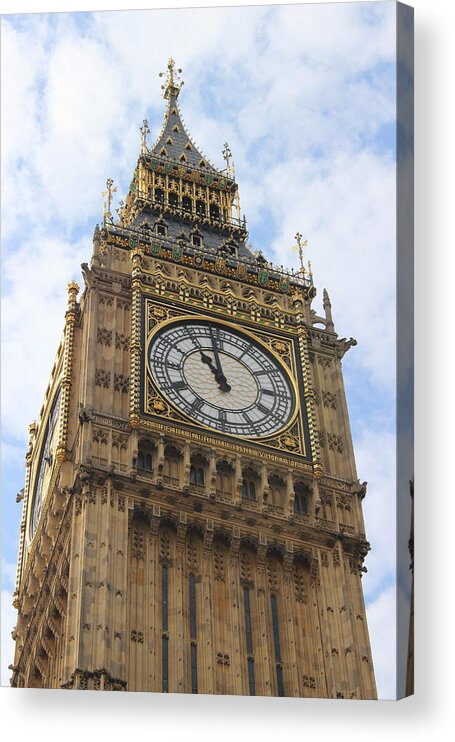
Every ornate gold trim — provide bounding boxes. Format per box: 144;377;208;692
142;306;306;454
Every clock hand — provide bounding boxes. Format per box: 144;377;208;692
209;327;224;374
199;349;231;393
208;328;231;392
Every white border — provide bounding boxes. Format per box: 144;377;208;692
1;0;454;739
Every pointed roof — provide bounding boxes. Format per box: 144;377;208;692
149;59;219;174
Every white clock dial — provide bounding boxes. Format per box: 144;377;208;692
148;319;295;438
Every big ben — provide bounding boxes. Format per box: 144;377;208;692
11;59;377;699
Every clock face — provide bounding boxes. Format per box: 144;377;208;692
29;387;61;541
148;319;295;438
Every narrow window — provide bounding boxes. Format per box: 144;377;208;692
196;200;206;216
197;467;204;486
162;564;169;692
138;451;144;469
189;573;198;693
182;196;192;212
243;587;255;695
271;594;285;696
294;484;310;514
145;453;152;472
249;482;256;500
242;480;248;498
155;189;164;205
190;465;197;484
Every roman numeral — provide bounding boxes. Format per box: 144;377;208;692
172;380;186;391
218;410;227;429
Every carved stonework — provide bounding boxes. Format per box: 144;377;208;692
213;543;226;582
95;368;111;388
322;390;337;409
131;528;145;560
97;327;113;346
114;374;130;393
115;332;130;350
186;534;199;573
302;674;316;689
293;568;308;604
93;427;108;444
327;433;343;453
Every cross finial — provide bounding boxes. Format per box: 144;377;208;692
102;177;117;225
159;58;184;99
140;119;150;154
292;232;309;275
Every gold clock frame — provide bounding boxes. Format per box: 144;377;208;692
132;294;313;462
145;312;300;440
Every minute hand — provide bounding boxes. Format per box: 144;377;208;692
209;328;231;392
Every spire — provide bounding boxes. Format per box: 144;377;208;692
323;288;334;331
159;58;184;100
149;61;219;173
292;232;309;276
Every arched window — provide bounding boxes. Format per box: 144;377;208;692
242;479;256;501
138;441;154;473
268;474;286;507
294;482;310;514
216;460;234;497
190;457;206;489
242;467;259;501
163;445;182;487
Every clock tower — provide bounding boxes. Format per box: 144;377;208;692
11;59;377;699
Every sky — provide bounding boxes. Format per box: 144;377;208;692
0;1;407;699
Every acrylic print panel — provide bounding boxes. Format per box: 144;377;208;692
1;1;413;700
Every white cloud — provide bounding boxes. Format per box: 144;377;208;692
2;234;88;441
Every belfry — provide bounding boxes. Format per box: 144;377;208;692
11;59;377;698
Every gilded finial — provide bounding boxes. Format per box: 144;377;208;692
222;142;232;176
159;58;184;99
140;119;150;155
102;177;117;225
292;232;309;276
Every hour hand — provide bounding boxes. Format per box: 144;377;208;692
199;350;231;393
208;329;231;391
